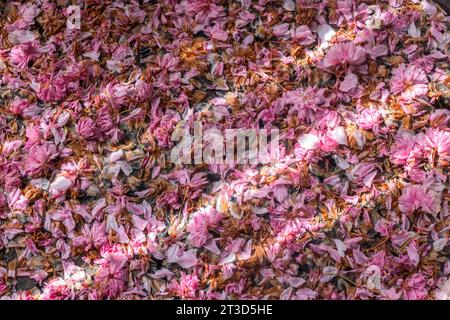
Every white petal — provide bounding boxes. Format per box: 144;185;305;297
330;126;348;145
50;176;72;192
434;238;447;252
317;24;336;42
299;134;320;150
8;30;36;44
282;0;295;11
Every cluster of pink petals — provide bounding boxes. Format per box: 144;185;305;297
0;0;449;301
398;185;439;214
322;42;366;69
390;64;429;101
187;207;222;248
94;252;129;299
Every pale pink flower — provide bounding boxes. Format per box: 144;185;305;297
9;97;30;115
168;272;199;299
281;86;326;122
390;64;428;101
319;134;339;152
36;74;67;102
102;83;131;107
72;221;107;250
18;3;40;25
402;274;428;300
390;132;423;166
148;114;179;148
429;109;450;129
9;42;39;69
323;43;366;68
134;79;152;100
1;165;22;192
357;107;382;130
76;117;98;140
96;106;114;132
106;45;134;73
94;252;129;299
293;26;315;45
420;128;450;163
23;144;58;177
339;72;358;92
207;24;228;41
187;206;222;248
398;185;438;214
40;278;72;300
184;0;224;24
157;189;180;209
